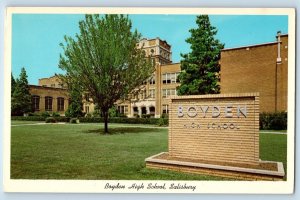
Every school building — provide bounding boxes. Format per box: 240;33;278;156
29;32;288;117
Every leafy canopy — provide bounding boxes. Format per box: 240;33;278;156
59;14;154;132
177;15;224;95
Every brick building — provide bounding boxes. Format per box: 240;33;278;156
30;32;288;117
220;32;288;112
29;76;69;115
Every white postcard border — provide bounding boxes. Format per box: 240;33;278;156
3;7;296;194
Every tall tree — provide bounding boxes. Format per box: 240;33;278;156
59;14;154;133
11;68;32;116
177;15;224;95
11;73;16;95
64;84;84;118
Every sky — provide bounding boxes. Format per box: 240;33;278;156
12;14;288;85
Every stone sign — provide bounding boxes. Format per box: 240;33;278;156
168;93;259;165
146;93;285;180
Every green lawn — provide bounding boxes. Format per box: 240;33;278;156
11;121;45;125
10;121;287;180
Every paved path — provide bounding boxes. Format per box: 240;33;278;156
11;122;66;127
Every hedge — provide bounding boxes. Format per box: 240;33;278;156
259;112;287;130
11;116;70;122
11;116;168;126
78;117;168;125
45;117;57;123
11;112;287;130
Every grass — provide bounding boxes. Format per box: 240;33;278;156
10;121;287;180
11;121;45;125
260;133;287;179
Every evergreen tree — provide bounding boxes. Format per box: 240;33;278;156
59;14;154;133
11;73;16;95
177;15;224;95
11;68;32;116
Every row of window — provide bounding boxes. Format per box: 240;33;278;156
162;89;176;98
162;72;180;84
143;72;180;86
131;88;176;100
118;105;129;115
32;95;65;112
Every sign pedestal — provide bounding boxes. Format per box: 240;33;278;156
145;93;285;180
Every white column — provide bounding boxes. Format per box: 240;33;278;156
138;107;142;117
146;106;150;114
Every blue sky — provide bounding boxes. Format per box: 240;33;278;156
12;14;288;85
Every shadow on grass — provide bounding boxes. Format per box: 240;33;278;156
85;127;158;135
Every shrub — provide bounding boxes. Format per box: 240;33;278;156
55;116;71;122
85;113;92;118
41;112;51;117
118;113;128;118
141;114;151;118
161;113;169;118
70;118;79;124
157;118;169;126
259;112;287;130
52;112;60;117
11;116;46;121
45;117;57;123
11;116;170;126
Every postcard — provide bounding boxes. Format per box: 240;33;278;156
3;7;295;193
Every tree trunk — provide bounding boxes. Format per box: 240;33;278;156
103;111;109;134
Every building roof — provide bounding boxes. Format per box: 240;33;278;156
222;34;288;52
29;84;68;91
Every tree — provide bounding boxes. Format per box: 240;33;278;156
177;15;224;95
11;73;16;95
59;14;154;133
64;85;84;118
11;68;32;116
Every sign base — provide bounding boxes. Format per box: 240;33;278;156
145;152;285;181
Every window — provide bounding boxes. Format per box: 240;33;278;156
45;96;53;111
57;97;65;111
162;104;169;114
133;107;138;116
85;106;90;114
32;95;40;111
170;73;176;83
118;105;128;115
149;75;155;85
162;73;180;84
162;89;176;98
149;89;155;98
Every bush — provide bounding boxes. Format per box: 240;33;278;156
11;116;170;126
41;112;51;117
141;114;151;118
45;117;57;123
157;118;169;126
77;117;168;125
70;118;79;124
161;113;169;118
260;112;287;130
85;113;92;118
118;113;128;118
52;112;60;117
11;116;46;121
